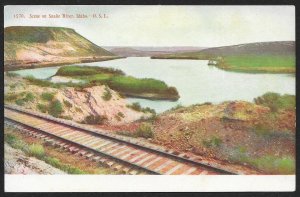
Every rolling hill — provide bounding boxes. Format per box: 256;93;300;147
4;26;118;70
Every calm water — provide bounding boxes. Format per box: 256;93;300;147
13;57;295;113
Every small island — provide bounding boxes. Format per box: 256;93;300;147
52;65;180;101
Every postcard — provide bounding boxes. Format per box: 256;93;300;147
4;5;295;192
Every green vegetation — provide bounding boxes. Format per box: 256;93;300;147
24;76;86;89
249;156;295;174
28;144;45;158
127;102;156;114
117;123;154;138
4;26;114;60
41;92;55;101
54;66;179;100
4;132;86;174
4;93;19;102
217;55;295;73
15;99;25;106
102;86;112;101
136;123;154;138
254;92;295;112
115;112;125;121
37;103;48;113
202;136;223;148
48;100;63;118
6;72;19;78
56;66;124;76
82;114;107;124
6;92;35;106
117;112;125;118
63;100;72;108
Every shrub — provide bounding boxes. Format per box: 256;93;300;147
49;100;63;117
23;92;35;102
117;112;125;118
37;103;48;113
83;114;107;124
127;102;142;111
27;144;45;159
4;93;18;102
41;92;55;101
136;123;154;138
15;99;25;106
102;86;112;101
115;115;122;121
127;102;156;114
202;136;222;147
171;104;183;111
75;107;83;113
63;100;72;108
254;92;295;112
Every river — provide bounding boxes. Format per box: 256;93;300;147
13;57;295;113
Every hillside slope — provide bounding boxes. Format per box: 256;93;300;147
152;41;295;73
4;26;118;70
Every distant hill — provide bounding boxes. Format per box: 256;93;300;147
104;46;206;57
152;41;295;73
4;26;118;70
191;41;295;57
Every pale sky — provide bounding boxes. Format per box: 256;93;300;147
4;5;295;47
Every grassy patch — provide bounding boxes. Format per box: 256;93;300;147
223;55;295;68
28;144;45;159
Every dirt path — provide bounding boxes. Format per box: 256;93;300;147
4;143;66;175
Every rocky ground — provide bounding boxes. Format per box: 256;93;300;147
5;143;65;175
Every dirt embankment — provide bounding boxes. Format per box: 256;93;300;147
102;100;295;174
4;75;150;125
149;101;295;174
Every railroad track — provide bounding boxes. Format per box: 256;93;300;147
4;105;248;175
